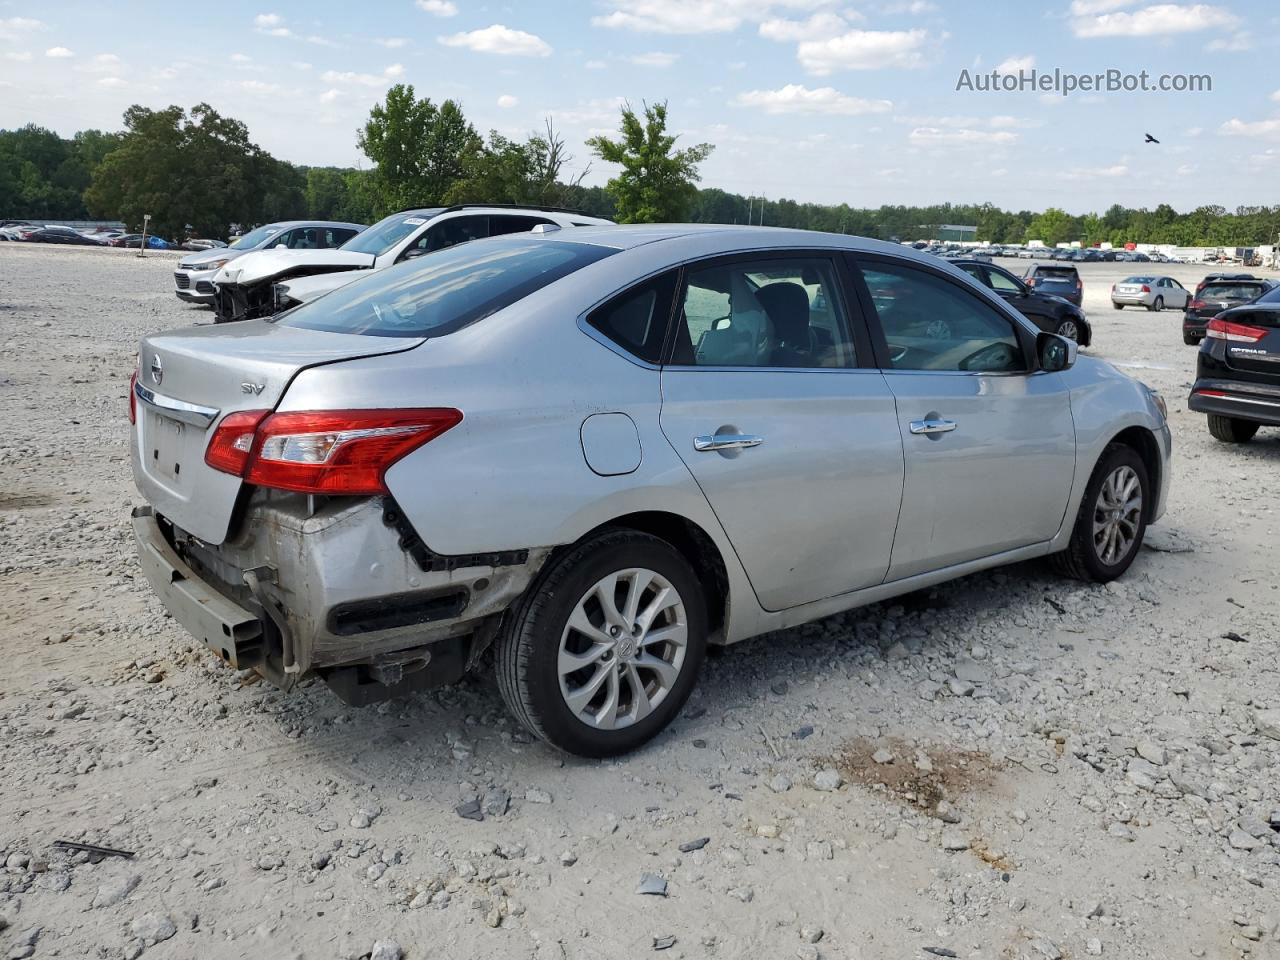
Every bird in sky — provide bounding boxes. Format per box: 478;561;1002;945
1144;133;1160;144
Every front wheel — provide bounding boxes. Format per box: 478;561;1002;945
1051;443;1149;583
495;530;707;757
1056;319;1080;342
1207;414;1259;444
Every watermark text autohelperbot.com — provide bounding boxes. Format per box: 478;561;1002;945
956;68;1212;97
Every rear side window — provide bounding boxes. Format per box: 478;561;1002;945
585;272;677;364
489;215;556;237
275;237;615;338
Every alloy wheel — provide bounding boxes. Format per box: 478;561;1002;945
557;568;688;730
1092;465;1142;565
1057;320;1079;341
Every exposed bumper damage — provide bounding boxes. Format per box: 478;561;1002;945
213;282;272;324
131;496;550;703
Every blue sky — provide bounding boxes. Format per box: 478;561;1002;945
1;0;1277;213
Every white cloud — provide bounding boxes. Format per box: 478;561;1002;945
1272;90;1280;103
628;51;678;66
880;0;939;12
994;54;1034;74
320;64;405;87
1065;164;1129;178
1176;163;1198;174
1069;0;1140;13
797;29;929;74
438;24;552;56
377;37;408;48
1206;31;1252;52
254;13;283;27
0;16;43;42
593;1;835;35
1219;117;1280;139
96;76;126;88
497;94;519;108
319;88;343;103
734;83;892;115
759;12;854;42
231;52;252;62
76;52;122;74
416;0;458;14
585;59;607;69
4;51;32;61
45;46;72;57
909;127;1019;145
1072;4;1238;38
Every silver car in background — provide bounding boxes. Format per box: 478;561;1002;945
1110;275;1191;312
173;220;365;305
130;225;1171;757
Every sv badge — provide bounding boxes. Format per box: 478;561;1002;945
241;382;266;395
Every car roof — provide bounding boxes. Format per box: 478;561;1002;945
260;220;367;230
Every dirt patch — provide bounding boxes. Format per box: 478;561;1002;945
0;491;54;510
829;736;1001;814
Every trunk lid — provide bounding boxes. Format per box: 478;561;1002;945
131;320;422;544
1222;307;1280;379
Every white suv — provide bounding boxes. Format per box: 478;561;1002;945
212;205;613;322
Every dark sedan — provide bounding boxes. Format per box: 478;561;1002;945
1188;285;1280;442
25;225;106;246
951;259;1092;344
1183;278;1274;345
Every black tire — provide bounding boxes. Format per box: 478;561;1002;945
1183;332;1198;345
1207;414;1259;444
1056;319;1080;342
1051;443;1150;583
1113;303;1124;310
495;529;707;757
1150;296;1163;312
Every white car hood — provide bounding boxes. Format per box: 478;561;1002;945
277;269;367;305
214;249;375;286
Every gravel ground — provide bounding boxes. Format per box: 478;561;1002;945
2;243;1280;960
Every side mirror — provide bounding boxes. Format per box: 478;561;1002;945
402;247;429;260
1037;331;1077;373
274;243;288;249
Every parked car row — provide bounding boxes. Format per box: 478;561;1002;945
129;220;1171;755
0;220;178;248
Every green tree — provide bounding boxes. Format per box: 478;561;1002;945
586;101;712;223
1025;207;1076;246
357;84;481;213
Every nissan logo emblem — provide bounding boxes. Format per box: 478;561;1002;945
150;354;163;385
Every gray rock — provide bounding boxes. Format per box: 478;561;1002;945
729;886;754;903
806;841;833;861
1085;939;1103;956
797;946;819;960
129;913;176;945
370;942;402;960
941;830;969;852
813;768;843;792
946;678;975;697
953;659;988;683
1106;823;1135;841
871;748;895;765
1255;709;1280;741
1135;741;1166;765
559;851;578;867
1238;817;1271;839
1228;830;1263;851
482;787;510;818
800;925;824;943
653;934;677;951
637;873;667;896
525;788;553;804
1027;938;1062;960
679;837;710;853
769;774;793;793
918;681;943;701
455;798;483;821
91;872;141;909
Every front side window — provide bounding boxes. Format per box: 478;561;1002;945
230;224;283;249
420;215;488;254
859;261;1025;373
275;237;615;339
671;257;855;368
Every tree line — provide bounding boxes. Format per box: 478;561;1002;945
2;86;1277;249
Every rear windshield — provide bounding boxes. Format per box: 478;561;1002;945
1258;285;1280;304
1122;276;1154;284
1201;283;1265;300
275;237;616;338
340;209;444;257
1034;267;1078;279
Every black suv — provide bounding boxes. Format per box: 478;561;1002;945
951;259;1092;345
1023;263;1083;307
1188;284;1280;442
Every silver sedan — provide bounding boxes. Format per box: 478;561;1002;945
1111;275;1191;311
130;226;1171;756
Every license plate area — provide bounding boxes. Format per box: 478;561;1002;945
144;409;201;487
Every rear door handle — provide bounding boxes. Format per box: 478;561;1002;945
694;434;764;452
909;418;957;435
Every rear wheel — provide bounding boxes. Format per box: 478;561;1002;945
1052;444;1149;583
495;530;707;757
1150;296;1164;312
1207;414;1259;444
1183;332;1199;345
1113;303;1124;310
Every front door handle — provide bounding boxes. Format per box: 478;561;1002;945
909;418;957;435
694;433;764;452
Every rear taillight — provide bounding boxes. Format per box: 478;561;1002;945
1206;317;1267;343
205;410;270;475
205;408;463;495
128;369;138;424
1188;299;1205;310
1140;285;1150;293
